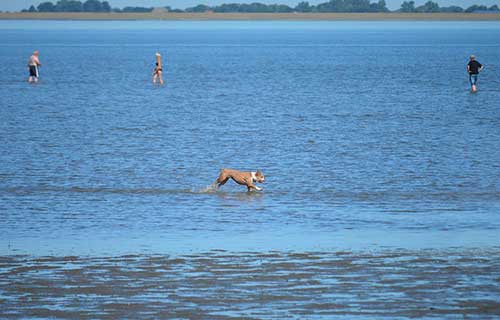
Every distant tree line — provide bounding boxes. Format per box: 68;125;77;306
118;6;153;13
186;0;390;13
180;0;499;13
22;0;500;13
23;0;112;12
399;1;499;13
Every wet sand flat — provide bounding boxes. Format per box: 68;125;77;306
1;12;500;21
1;249;499;319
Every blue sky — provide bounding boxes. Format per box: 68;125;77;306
1;0;498;11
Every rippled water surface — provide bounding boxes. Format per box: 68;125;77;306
0;20;499;318
1;21;499;254
1;250;499;319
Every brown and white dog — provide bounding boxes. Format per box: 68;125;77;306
214;168;265;192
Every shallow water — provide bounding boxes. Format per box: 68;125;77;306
0;20;499;318
1;21;499;255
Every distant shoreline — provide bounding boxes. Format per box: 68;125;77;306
1;12;500;21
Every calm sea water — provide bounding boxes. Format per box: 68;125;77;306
1;20;500;319
0;21;499;255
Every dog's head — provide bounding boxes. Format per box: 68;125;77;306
255;170;265;183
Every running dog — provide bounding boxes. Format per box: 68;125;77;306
214;169;265;192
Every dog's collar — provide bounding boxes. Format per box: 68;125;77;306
251;172;257;181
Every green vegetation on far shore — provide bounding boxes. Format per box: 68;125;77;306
16;0;500;14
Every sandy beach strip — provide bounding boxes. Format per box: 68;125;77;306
1;12;500;21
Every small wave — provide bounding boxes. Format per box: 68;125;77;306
0;186;194;195
0;184;264;198
69;187;191;195
0;185;246;196
2;186;498;202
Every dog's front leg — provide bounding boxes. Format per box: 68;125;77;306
247;185;262;192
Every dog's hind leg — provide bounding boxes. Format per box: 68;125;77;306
215;169;231;189
217;177;229;188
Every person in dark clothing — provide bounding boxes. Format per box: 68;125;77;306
467;55;483;92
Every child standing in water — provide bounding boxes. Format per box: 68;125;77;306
27;50;41;83
153;52;164;85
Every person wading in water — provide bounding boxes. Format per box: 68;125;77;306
467;54;483;93
27;50;41;83
153;52;164;85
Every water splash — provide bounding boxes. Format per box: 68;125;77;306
197;182;219;194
